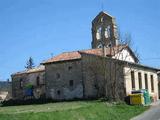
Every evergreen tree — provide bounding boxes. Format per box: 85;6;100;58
25;57;35;69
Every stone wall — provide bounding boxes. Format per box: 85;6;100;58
45;60;83;100
44;54;126;101
12;71;45;100
81;54;125;100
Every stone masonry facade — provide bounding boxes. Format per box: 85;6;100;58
45;60;83;100
12;66;45;100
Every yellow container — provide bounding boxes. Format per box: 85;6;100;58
129;93;144;105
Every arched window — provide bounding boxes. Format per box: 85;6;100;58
96;27;102;40
36;76;40;86
105;25;111;38
97;44;103;48
20;78;23;88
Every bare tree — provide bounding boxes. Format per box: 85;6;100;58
85;32;140;101
119;31;140;62
111;32;141;100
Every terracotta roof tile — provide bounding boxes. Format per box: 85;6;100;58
42;45;128;64
80;48;103;56
43;51;82;64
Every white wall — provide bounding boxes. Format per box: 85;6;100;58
124;66;159;101
113;49;135;63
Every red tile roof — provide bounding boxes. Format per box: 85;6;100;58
80;45;128;57
81;48;103;56
42;45;129;64
42;48;103;64
43;51;82;64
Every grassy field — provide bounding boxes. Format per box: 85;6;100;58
0;101;147;120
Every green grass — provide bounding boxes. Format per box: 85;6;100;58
0;101;148;120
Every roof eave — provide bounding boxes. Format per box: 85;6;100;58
42;58;82;65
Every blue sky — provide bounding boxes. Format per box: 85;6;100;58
0;0;160;80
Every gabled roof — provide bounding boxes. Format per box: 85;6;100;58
43;51;82;64
42;45;138;64
12;45;139;75
42;49;103;64
12;65;45;76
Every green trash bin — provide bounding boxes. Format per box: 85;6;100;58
132;89;151;105
143;90;151;105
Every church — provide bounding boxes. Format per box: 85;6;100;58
11;11;159;101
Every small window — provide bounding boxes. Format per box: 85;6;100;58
57;90;61;95
68;66;72;71
69;80;74;87
144;74;148;89
131;71;135;90
151;75;154;92
138;72;142;89
20;79;23;88
56;73;60;79
36;76;40;86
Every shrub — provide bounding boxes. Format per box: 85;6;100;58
1;98;54;107
25;84;33;89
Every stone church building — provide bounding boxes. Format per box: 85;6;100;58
11;11;160;101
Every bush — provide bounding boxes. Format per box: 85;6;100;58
25;84;33;89
1;98;54;107
1;97;99;107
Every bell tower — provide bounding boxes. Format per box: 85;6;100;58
91;11;119;49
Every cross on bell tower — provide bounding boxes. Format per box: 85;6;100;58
91;11;119;49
